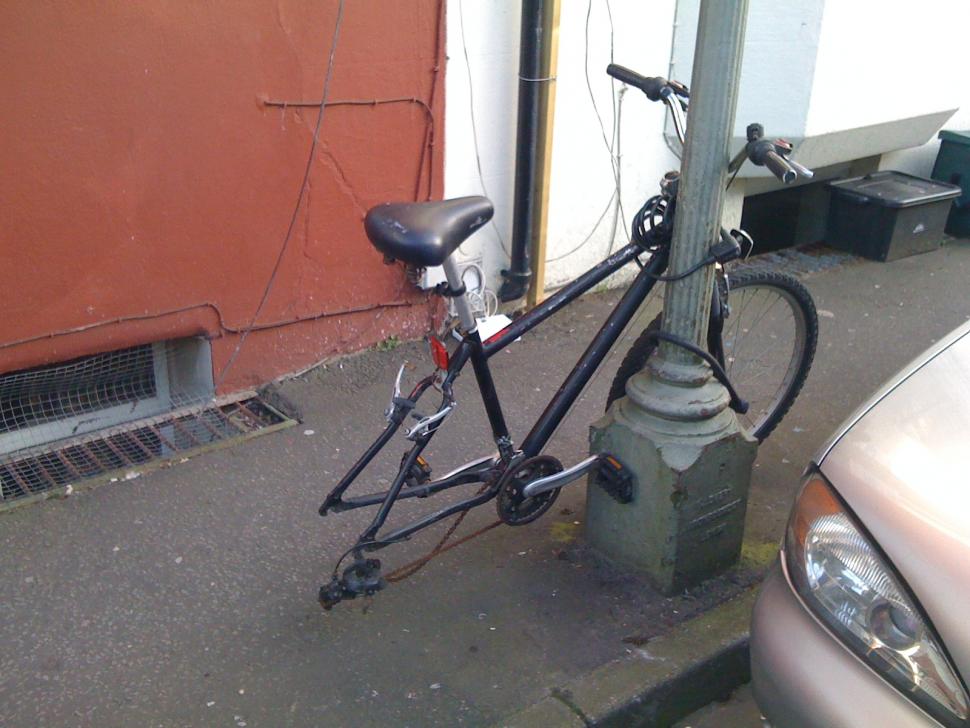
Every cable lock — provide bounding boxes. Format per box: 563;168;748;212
642;228;742;281
642;330;749;415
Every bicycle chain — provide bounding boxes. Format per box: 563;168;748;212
385;481;500;583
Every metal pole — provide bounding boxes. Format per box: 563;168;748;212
659;0;748;365
585;0;755;594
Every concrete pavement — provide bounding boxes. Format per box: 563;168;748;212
1;239;969;726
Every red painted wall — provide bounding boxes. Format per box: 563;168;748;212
1;1;444;393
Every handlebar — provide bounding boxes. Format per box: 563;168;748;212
607;64;689;145
741;123;813;185
609;63;815;185
763;151;796;185
606;64;667;101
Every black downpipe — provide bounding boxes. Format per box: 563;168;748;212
499;0;545;302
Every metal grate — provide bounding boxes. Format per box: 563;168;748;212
733;242;860;279
0;396;293;508
0;339;217;458
0;344;157;434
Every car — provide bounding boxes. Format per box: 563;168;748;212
750;320;970;728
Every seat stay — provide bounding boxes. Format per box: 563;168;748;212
357;436;433;544
363;483;502;550
329;455;497;513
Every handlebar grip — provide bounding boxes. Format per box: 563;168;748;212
786;157;815;180
606;63;665;101
764;150;797;185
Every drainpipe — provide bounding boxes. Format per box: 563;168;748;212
498;0;547;302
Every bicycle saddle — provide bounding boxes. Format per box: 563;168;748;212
364;196;494;267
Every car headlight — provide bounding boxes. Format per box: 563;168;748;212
785;473;969;726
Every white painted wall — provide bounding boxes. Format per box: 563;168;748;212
806;0;965;136
845;0;970;178
802;0;966;170
444;0;677;291
445;1;970;293
670;0;826;142
443;1;521;284
671;0;963;172
542;0;678;288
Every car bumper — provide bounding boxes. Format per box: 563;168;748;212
751;562;940;728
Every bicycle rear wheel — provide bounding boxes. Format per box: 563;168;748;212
606;270;818;441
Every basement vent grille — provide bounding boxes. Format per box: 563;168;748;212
0;344;157;435
0;396;292;507
0;339;215;457
0;339;295;508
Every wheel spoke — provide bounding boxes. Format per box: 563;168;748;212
607;270;816;442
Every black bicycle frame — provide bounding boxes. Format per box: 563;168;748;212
319;241;670;552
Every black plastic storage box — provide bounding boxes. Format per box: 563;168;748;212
826;171;961;262
931;130;970;237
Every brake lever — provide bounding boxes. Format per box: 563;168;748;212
728;146;748;175
668;79;689;98
385;363;407;421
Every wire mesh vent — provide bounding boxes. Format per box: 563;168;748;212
0;339;216;457
0;344;157;435
0;397;293;507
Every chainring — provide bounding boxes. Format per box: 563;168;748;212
495;455;564;526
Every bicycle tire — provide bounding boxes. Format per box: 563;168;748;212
606;270;818;441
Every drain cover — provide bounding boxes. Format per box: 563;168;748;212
0;395;295;508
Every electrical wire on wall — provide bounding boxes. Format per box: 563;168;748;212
586;0;630;252
7;0;452;405
215;0;346;389
663;2;685;162
546;0;628;265
457;0;511;260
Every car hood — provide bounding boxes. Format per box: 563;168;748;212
819;320;970;681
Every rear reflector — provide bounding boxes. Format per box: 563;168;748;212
428;337;449;371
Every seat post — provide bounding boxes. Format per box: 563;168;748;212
441;256;478;333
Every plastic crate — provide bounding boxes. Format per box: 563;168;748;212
931;130;970;237
826;171;961;262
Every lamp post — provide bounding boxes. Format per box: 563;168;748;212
586;0;756;593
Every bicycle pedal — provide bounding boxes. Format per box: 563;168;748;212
596;455;635;504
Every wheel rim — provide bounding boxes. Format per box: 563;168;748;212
721;282;807;438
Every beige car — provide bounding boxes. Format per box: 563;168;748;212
751;321;970;728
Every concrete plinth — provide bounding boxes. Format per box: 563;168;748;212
586;368;757;595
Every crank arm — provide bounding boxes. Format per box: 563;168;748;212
522;455;602;497
522;453;635;504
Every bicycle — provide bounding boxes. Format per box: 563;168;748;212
318;64;819;609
